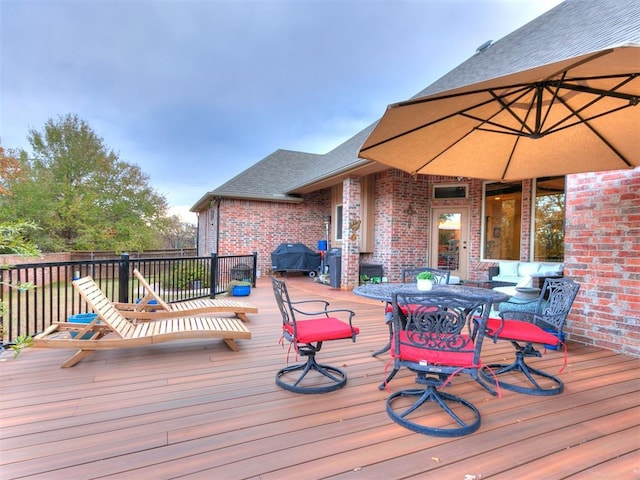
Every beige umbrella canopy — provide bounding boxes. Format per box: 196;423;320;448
359;44;640;181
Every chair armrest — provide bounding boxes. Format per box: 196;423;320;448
291;305;356;324
290;299;330;311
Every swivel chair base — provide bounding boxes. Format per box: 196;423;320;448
276;355;347;394
386;382;481;437
481;344;564;396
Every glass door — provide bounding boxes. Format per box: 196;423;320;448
430;207;469;280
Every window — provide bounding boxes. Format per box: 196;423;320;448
335;204;343;241
433;184;468;199
483;181;522;260
533;177;565;262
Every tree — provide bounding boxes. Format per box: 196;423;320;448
0;115;169;252
0;153;40;356
162;215;197;249
0;143;26;196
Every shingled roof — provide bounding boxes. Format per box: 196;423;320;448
191;149;322;208
192;0;639;211
415;0;640;98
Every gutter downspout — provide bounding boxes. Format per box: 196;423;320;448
216;196;221;255
195;212;200;256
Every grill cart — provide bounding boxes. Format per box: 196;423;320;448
271;243;322;277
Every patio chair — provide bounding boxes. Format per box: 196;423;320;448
401;267;451;285
372;267;450;360
482;277;580;396
386;290;497;436
271;276;359;394
118;269;258;322
33;276;251;368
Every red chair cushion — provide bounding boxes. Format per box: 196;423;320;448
486;318;559;346
385;304;434;315
284;318;359;343
391;331;476;367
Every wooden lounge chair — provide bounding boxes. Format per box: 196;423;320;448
33;276;251;368
118;269;257;322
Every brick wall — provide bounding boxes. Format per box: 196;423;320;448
202;191;330;276
564;170;640;357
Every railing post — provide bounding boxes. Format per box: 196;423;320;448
252;251;258;287
210;253;218;299
119;253;130;303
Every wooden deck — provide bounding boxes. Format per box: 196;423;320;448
1;276;639;479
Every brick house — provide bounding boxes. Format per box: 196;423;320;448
192;0;639;357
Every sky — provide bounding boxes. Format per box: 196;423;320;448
1;0;563;223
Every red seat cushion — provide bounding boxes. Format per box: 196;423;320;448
391;331;476;367
385;303;434;315
284;318;359;343
486;318;559;346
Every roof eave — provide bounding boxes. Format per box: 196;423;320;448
190;192;304;212
287;159;386;194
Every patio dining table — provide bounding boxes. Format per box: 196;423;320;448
353;282;509;356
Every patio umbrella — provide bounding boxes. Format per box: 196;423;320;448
359;44;640;181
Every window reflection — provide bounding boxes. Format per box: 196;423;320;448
534;177;565;262
484;182;522;260
437;213;460;271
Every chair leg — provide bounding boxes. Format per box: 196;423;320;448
372;313;393;357
372;322;393;357
481;342;564;396
276;354;347;394
386;385;481;437
378;366;400;390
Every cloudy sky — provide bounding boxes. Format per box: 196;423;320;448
1;0;562;222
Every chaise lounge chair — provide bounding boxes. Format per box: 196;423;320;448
117;269;257;322
33;276;251;368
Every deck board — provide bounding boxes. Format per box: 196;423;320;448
1;276;638;479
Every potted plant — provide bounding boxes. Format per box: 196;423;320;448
416;271;436;291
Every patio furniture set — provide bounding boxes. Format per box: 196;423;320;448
271;268;579;438
32;264;579;438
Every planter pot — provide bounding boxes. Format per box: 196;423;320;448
417;279;433;291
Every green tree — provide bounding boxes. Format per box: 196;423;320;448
0;115;169;252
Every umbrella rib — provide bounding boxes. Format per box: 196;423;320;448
488;89;537;136
360;91;519;153
540;74;640;135
412;89;533;172
547;73;639;102
500;136;521;181
549;93;634;167
452;85;536;137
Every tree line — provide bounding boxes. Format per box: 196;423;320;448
1;114;196;253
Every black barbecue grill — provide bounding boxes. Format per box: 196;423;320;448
271;243;321;277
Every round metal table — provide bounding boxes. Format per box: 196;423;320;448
352;282;509;357
353;282;509;303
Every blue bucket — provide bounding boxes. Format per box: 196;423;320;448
136;298;158;311
68;313;99;339
232;285;251;296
